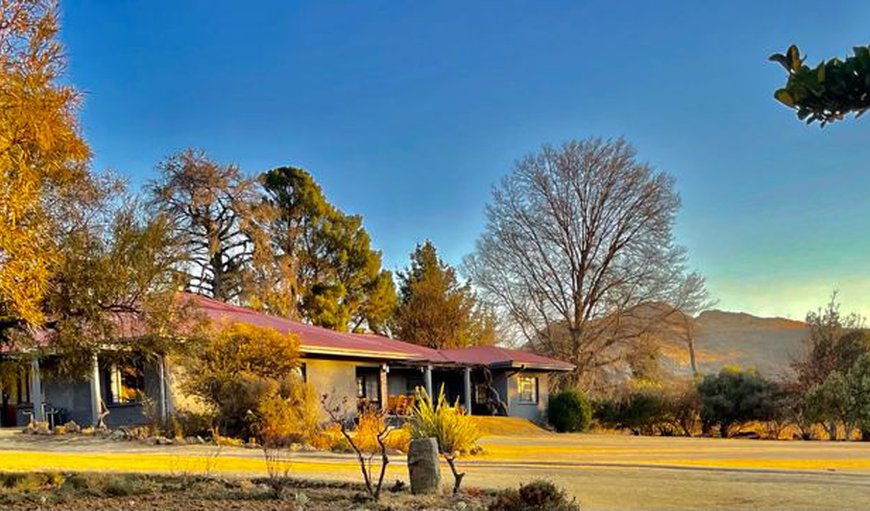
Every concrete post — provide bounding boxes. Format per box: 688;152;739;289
90;353;103;426
463;366;473;414
423;364;433;398
30;357;43;422
380;363;389;411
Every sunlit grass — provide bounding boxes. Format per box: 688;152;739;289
0;450;409;479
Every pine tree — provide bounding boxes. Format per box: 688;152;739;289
395;241;494;349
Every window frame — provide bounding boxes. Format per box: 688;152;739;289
104;360;145;406
355;368;381;404
16;369;31;405
516;375;538;404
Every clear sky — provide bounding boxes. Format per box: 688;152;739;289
61;1;870;320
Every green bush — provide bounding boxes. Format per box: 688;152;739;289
594;389;673;436
547;390;591;433
489;480;580;511
697;366;781;438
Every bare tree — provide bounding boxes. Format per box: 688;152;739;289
465;138;703;389
148;149;260;302
670;272;717;375
320;394;391;501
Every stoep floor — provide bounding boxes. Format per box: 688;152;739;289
2;429;870;510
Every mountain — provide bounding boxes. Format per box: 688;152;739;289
659;310;807;379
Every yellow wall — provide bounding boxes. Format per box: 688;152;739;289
304;358;381;413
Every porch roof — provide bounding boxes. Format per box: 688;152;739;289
437;345;575;371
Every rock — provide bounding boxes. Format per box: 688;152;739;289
109;429;127;441
407;437;441;495
155;437;174;445
63;420;81;434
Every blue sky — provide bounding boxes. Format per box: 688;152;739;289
62;1;870;319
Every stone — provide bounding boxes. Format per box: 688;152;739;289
63;420;81;434
407;437;441;495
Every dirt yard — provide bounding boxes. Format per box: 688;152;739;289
0;472;492;510
2;426;870;510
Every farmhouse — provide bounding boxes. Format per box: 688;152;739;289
2;294;573;429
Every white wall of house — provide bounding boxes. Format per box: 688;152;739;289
505;370;549;422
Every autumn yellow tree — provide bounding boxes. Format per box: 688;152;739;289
0;0;90;329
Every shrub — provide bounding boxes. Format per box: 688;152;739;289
181;322;302;439
383;424;411;453
489;480;580;511
547;390;591;433
310;423;352;452
257;377;320;447
173;410;215;438
0;472;57;492
847;354;870;440
102;476;141;497
410;385;482;494
697;366;781;438
595;389;673;435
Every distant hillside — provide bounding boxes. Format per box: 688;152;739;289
660;310;807;379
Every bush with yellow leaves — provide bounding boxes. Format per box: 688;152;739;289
257;377;320;448
410;385;481;494
181;322;304;439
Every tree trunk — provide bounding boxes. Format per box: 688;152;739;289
444;455;464;495
687;336;698;376
826;422;838;441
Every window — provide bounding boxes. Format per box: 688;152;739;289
106;361;145;405
517;376;538;404
355;368;380;403
16;369;31;405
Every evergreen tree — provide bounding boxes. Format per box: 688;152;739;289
394;241;494;349
259;167;396;333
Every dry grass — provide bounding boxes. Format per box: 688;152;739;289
3;428;870;509
472;416;550;436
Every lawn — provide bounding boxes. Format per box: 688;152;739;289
2;427;870;510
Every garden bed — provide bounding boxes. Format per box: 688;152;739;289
0;472;494;510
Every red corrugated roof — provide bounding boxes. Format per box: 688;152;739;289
190;294;573;370
15;293;570;370
190;294;427;360
438;345;575;371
